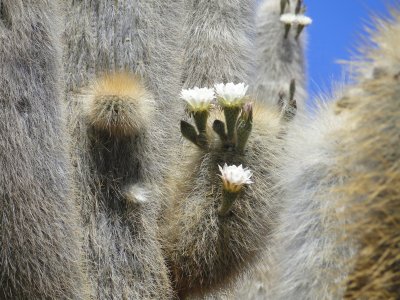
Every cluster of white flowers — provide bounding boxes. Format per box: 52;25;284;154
181;82;249;111
218;163;253;193
180;87;215;112
280;13;312;26
215;82;249;107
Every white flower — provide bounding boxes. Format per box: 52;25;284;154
180;87;215;112
218;163;253;193
280;13;312;26
215;82;249;107
280;13;297;25
295;15;312;26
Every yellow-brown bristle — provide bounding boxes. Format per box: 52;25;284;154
336;76;400;300
92;73;148;100
332;10;400;297
83;73;154;137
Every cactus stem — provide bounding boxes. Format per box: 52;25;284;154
295;0;303;15
236;111;253;153
193;110;209;134
284;24;291;39
224;106;241;144
213;119;228;142
218;189;240;217
280;0;290;15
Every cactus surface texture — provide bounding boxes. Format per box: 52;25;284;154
0;0;88;298
0;0;399;299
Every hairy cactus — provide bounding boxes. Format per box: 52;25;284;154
162;84;284;298
61;0;186;297
159;1;298;298
336;11;400;299
231;3;400;300
0;0;88;298
253;0;309;109
1;0;399;299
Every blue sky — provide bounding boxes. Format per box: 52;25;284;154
306;0;394;104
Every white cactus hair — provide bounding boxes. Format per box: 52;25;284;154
0;0;89;298
181;0;257;88
266;101;354;299
1;0;400;299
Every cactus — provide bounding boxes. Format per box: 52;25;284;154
253;0;309;109
0;0;88;298
1;0;400;299
161;83;284;298
62;0;184;297
334;11;400;299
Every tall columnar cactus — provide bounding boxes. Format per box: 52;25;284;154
253;0;309;109
62;0;184;298
0;0;88;298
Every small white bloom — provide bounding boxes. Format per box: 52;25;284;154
218;163;253;193
280;13;312;26
180;87;215;112
280;13;297;25
295;15;312;26
215;82;249;107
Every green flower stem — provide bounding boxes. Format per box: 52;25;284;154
193;110;209;134
237;119;253;153
280;0;289;15
284;24;291;39
218;189;240;217
223;106;241;144
212;119;228;142
180;120;198;145
295;0;303;14
289;79;296;101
